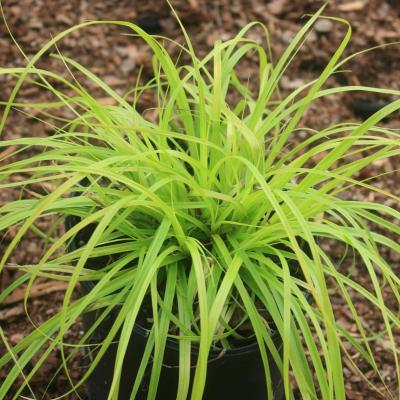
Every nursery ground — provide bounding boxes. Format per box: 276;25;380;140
0;0;399;399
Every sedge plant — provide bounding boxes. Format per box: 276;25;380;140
0;7;399;400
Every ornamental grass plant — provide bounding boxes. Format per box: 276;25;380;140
0;6;399;399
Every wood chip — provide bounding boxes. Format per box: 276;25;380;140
0;304;24;320
97;97;117;106
2;281;68;306
188;0;199;10
338;1;365;12
266;0;286;15
314;19;333;33
0;145;17;161
9;332;24;344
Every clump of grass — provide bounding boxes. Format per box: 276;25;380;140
0;6;399;399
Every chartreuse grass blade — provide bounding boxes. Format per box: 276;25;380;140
147;264;177;399
176;267;192;400
186;238;210;400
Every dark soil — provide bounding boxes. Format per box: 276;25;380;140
0;0;399;399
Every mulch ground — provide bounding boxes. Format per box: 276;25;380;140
0;0;399;399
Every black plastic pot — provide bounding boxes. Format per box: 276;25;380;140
65;208;284;399
82;297;283;400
